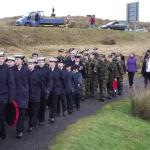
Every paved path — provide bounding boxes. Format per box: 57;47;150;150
0;78;144;150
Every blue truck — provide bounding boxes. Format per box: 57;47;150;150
16;11;65;27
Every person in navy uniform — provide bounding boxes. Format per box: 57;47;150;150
56;60;67;117
13;54;30;138
48;57;58;123
5;56;15;68
0;51;15;140
65;63;74;114
37;57;50;125
27;59;43;132
72;65;83;111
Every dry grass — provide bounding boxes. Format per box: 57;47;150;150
0;16;150;58
131;88;150;120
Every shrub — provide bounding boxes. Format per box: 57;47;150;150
101;37;116;45
131;88;150;120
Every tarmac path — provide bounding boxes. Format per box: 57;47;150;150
0;78;144;150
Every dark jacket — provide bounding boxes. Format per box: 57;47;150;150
0;64;15;103
29;68;43;102
65;70;74;95
38;65;51;96
141;59;150;77
51;68;66;95
72;72;83;95
126;56;137;72
13;65;30;108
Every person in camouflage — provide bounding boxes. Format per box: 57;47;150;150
106;55;118;99
116;54;125;95
97;55;108;101
82;53;89;100
84;53;97;98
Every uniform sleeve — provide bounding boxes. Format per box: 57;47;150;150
8;68;16;103
47;69;53;92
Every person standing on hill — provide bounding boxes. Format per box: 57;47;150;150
89;15;96;29
126;53;137;88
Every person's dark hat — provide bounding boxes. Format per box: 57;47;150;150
32;53;38;57
0;51;5;57
14;54;25;60
72;64;80;70
75;54;82;58
5;101;19;126
147;49;150;53
57;59;64;63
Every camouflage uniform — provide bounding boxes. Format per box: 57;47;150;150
84;59;97;97
107;61;118;98
97;60;108;100
113;59;124;95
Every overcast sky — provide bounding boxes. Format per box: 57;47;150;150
0;0;149;22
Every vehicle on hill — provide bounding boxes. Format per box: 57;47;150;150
16;11;65;27
99;21;128;31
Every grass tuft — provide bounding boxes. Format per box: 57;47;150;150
49;99;150;150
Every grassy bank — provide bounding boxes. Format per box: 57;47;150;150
49;99;150;150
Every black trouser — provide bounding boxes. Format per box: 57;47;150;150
128;72;135;86
56;95;67;115
16;108;26;133
107;81;113;96
48;94;58;119
38;92;46;123
0;103;6;137
28;102;40;127
144;72;150;87
66;95;73;113
73;94;80;110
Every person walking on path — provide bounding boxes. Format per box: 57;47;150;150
141;54;150;88
126;53;137;88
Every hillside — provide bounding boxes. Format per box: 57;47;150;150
0;16;150;57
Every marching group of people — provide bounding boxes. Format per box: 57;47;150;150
0;47;140;141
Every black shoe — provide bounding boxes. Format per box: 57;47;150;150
118;92;122;96
100;97;105;102
38;122;45;126
16;132;23;139
48;118;55;123
68;110;73;114
108;95;112;100
0;135;6;141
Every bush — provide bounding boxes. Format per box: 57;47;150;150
101;37;116;45
131;88;150;120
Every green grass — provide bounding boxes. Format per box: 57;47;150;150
49;99;150;150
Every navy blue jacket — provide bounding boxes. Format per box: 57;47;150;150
51;68;66;95
0;64;15;103
72;72;83;95
29;68;43;102
65;70;74;95
38;65;51;96
13;65;30;108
